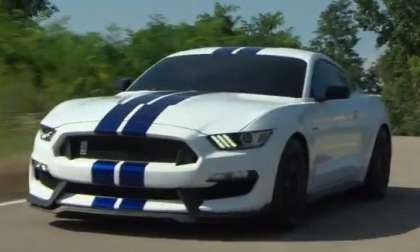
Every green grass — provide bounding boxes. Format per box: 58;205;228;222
0;114;39;160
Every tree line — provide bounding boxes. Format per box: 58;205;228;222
0;0;419;135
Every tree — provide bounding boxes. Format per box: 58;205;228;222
241;12;301;48
355;0;420;135
196;3;240;36
310;0;364;82
354;0;420;53
0;0;57;18
360;64;381;91
244;12;284;37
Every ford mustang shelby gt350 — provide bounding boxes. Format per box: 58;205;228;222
29;47;392;227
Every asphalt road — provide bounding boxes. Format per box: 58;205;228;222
1;137;420;252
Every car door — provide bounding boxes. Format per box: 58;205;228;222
308;60;363;191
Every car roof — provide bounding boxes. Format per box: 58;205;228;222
167;47;332;63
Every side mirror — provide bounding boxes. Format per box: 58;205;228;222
114;78;133;92
316;86;350;102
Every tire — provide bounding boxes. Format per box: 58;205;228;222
270;138;308;228
362;128;392;199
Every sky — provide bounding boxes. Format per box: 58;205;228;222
47;0;380;66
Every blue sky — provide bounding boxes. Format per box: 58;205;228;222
48;0;379;65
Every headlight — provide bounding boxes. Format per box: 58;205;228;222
39;125;56;141
208;130;272;150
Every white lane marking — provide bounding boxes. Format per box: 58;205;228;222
0;199;26;207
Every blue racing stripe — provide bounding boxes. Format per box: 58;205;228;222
95;91;173;134
91;160;117;185
235;47;263;56
213;47;239;56
119;198;146;211
122;91;200;136
119;162;147;187
92;197;117;209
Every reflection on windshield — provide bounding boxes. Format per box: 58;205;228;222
130;55;307;98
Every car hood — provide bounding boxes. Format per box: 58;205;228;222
42;91;301;134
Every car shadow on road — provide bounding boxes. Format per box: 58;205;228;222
49;186;420;241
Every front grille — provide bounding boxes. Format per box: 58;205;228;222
59;135;198;164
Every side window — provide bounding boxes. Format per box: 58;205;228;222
340;71;356;91
311;60;352;99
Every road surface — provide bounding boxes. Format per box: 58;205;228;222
0;137;419;252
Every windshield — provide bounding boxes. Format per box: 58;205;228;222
129;54;307;98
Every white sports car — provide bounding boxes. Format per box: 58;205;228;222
29;47;392;227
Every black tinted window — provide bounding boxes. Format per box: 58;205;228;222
311;60;351;98
129;55;307;98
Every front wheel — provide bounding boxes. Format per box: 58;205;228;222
270;138;308;228
362;128;392;199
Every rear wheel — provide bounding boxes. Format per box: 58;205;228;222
270;138;308;228
362;127;392;199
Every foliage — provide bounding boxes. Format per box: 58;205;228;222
354;0;420;135
0;0;57;18
354;0;420;53
310;0;364;83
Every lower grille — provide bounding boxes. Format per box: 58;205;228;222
36;169;257;202
65;183;179;200
59;135;198;164
35;169;59;189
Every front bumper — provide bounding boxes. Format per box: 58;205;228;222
29;168;263;222
29;123;280;221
